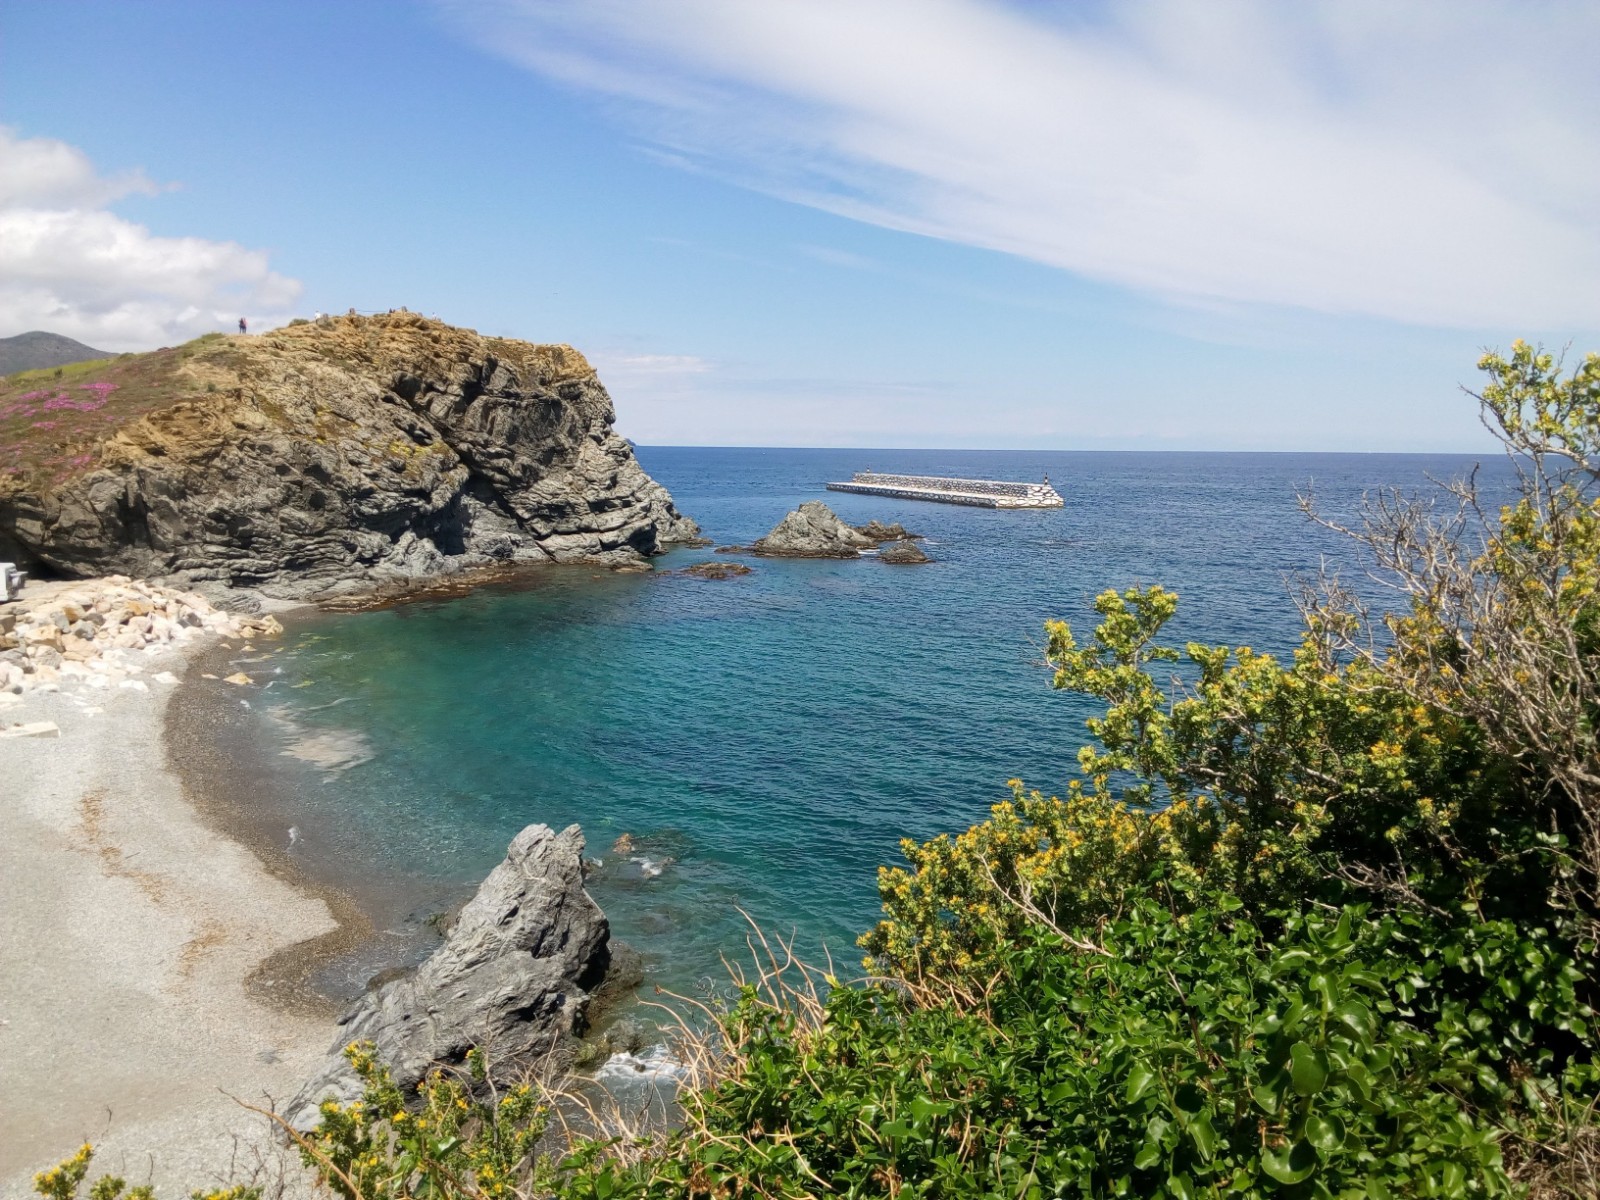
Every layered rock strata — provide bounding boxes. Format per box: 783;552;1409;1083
284;824;610;1130
0;315;700;601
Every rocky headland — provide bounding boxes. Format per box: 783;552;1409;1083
0;314;700;604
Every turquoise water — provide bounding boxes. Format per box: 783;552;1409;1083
223;448;1503;999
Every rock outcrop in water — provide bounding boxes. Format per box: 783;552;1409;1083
733;502;930;561
0;315;700;601
878;539;930;564
679;560;752;580
750;501;876;558
855;520;922;543
285;823;609;1131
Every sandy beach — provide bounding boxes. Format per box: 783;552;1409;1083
0;649;338;1198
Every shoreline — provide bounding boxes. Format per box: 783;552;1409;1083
162;643;376;1020
0;632;338;1197
163;616;475;1013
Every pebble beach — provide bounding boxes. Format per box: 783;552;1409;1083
0;580;335;1197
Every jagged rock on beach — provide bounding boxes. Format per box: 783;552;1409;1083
283;823;611;1131
0;314;701;602
751;500;877;559
877;539;930;564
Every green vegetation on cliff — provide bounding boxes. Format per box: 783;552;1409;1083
39;344;1600;1197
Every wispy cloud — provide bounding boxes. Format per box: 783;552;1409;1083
797;244;878;272
441;0;1600;330
594;351;716;378
0;127;302;349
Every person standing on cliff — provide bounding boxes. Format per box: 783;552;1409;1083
238;317;247;335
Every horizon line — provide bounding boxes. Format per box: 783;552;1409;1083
629;443;1502;458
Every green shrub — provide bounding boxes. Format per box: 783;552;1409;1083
637;900;1559;1197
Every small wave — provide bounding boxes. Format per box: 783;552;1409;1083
301;695;353;713
630;855;673;878
593;1045;686;1083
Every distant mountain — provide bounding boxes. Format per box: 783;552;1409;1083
0;331;114;376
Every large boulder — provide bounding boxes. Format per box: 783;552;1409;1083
284;823;610;1130
0;315;701;601
751;501;876;558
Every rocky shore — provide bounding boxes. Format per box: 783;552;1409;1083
285;824;611;1130
0;316;709;1193
0;576;282;708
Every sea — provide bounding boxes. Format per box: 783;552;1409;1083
193;447;1508;1013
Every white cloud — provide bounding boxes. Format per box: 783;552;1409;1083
0;127;302;350
599;352;715;375
442;0;1600;330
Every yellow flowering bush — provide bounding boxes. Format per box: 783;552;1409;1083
300;1043;554;1200
864;578;1515;981
32;1144;246;1200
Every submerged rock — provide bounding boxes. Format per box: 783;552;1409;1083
855;520;923;543
680;561;752;579
0;314;701;601
284;823;610;1130
752;501;876;558
878;539;930;564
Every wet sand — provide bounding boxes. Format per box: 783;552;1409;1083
0;646;337;1198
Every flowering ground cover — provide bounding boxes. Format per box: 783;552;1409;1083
0;334;234;494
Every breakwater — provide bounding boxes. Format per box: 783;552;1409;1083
826;471;1064;508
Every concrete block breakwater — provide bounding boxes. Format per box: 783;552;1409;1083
826;471;1064;509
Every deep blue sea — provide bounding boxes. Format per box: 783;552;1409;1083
215;448;1505;1003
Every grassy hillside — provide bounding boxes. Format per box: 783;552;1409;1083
0;334;232;498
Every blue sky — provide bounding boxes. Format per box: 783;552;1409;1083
2;1;1596;451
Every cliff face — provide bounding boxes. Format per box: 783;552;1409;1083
0;314;699;600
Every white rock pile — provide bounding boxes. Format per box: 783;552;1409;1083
0;576;282;696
